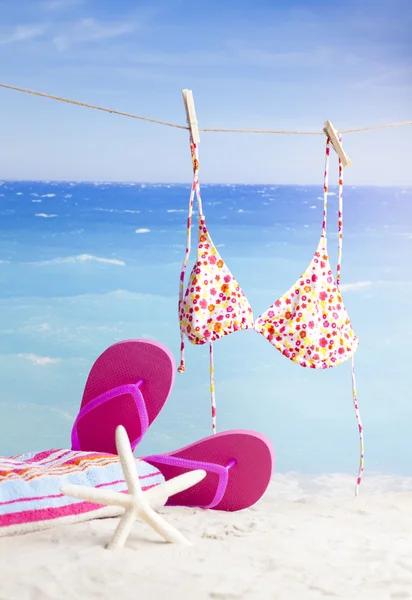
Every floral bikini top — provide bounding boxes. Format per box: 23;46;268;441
178;137;364;493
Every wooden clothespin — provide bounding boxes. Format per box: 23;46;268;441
182;89;200;144
323;120;351;167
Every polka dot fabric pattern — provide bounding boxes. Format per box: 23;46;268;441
255;235;359;368
179;216;254;346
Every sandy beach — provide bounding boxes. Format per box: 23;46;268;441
1;473;412;600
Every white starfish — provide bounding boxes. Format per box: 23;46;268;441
61;425;206;549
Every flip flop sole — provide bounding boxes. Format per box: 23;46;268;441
72;339;175;454
144;430;274;512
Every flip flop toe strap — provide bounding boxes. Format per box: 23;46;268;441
144;454;236;509
71;380;148;451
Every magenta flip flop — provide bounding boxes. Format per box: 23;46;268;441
144;430;274;512
71;339;175;454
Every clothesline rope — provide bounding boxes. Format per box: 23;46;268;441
1;82;411;135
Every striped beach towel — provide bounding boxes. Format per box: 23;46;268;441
0;448;164;536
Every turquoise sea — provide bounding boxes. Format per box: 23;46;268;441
0;180;411;479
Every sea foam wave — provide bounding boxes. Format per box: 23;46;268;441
16;353;60;366
32;254;126;266
94;208;140;214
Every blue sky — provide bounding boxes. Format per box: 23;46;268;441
0;0;411;184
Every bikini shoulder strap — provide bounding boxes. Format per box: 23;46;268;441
336;135;344;289
322;134;345;288
177;139;203;373
322;136;330;238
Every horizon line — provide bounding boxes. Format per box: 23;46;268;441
1;179;411;188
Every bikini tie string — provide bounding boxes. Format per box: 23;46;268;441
210;343;216;433
178;335;186;373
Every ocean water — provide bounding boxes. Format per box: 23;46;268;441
0;180;411;480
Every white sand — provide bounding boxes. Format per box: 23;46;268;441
1;473;412;600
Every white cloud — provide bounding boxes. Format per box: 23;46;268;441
340;280;412;293
340;281;373;292
0;24;46;45
0;401;74;421
33;254;126;266
52;17;135;51
21;322;52;333
136;228;150;234
17;353;61;365
353;65;412;89
226;44;332;70
340;280;412;292
41;0;82;10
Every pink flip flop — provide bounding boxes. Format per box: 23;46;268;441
144;430;274;512
71;339;175;454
